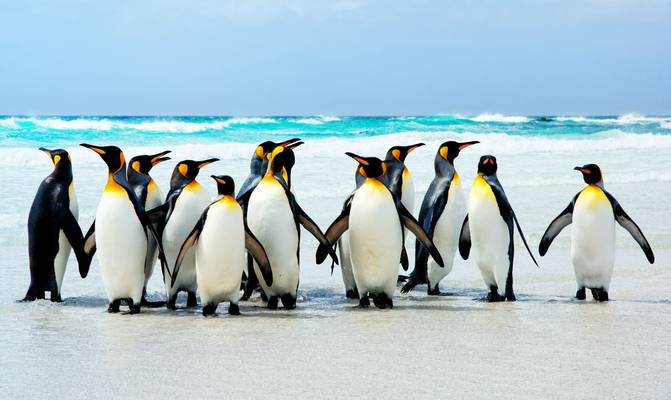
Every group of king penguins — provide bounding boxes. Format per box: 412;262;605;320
25;138;655;315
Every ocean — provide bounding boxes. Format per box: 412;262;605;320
1;114;669;398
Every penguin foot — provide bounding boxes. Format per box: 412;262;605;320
186;292;198;308
427;285;442;296
166;296;177;310
591;288;609;302
202;304;217;316
400;278;417;294
575;288;586;300
358;295;370;308
486;288;505;302
128;301;141;315
345;288;359;299
504;291;516;302
280;294;296;310
228;303;241;315
21;290;38;302
50;291;63;302
372;293;393;309
267;296;279;310
107;300;121;313
260;290;269;302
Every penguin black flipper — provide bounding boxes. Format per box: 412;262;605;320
60;210;91;278
84;220;96;256
603;191;655;263
539;194;579;256
485;176;538;266
316;205;351;264
172;210;207;287
294;201;339;264
400;247;409;271
458;215;471;260
244;223;274;287
236;175;261;205
397;203;444;268
403;178;450;292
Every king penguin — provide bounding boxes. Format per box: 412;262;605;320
316;153;444;309
172;175;273;316
458;155;538;302
401;140;479;295
24;148;90;302
127;150;171;305
384;143;425;212
153;158;218;309
246;144;336;309
80;144;166;314
237;138;302;301
538;164;654;301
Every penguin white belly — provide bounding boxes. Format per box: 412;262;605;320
163;186;211;294
571;187;616;290
196;200;245;305
96;193;147;303
143;183;163;286
54;186;78;292
427;181;466;288
349;180;402;297
247;178;299;297
338;232;356;292
401;170;415;213
468;180;510;290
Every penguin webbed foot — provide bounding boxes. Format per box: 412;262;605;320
485;287;505;302
280;294;296;310
166;296;177;310
358;294;370;308
127;300;141;315
107;300;121;313
228;303;241;315
590;288;609;302
49;291;63;303
267;296;279;310
345;288;359;299
372;293;393;309
202;303;217;316
575;288;586;300
186;292;198;308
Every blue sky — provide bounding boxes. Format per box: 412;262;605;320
0;0;669;115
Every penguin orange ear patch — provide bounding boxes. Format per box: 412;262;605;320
255;146;264;159
440;146;448;160
392;149;401;160
581;169;591;174
53;155;61;165
178;163;189;177
483;158;490;165
132;161;141;172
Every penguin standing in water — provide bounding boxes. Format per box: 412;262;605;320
316;153;444;309
24;148;90;302
458;155;538;302
539;164;654;301
127;150;171;305
246;144;336;309
401;140;479;295
80;144;166;313
152;158;218;309
237;138;302;301
172;175;273;316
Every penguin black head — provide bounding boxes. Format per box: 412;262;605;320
255;138;302;160
574;164;602;184
266;141;304;177
211;175;235;196
438;140;479;163
129;150;171;175
40;147;71;168
386;143;425;163
80;143;125;173
174;158;219;181
345;152;387;178
477;155;498;176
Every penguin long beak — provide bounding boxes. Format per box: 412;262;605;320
80;143;106;155
345;152;370;166
196;158;219;169
405;143;425;153
279;138;302;148
458;141;480;150
38;147;54;157
150;150;172;166
285;141;304;150
574;166;590;175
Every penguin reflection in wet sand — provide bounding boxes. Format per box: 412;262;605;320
80;144;166;313
127;150;171;305
152;158;218;310
316;153;444;309
539;164;654;301
24;148;90;302
402;141;479;295
458;155;538;302
246;144;336;310
173;175;273;316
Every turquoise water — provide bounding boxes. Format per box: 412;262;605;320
1;114;669;148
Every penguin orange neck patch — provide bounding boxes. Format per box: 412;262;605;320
104;175;126;195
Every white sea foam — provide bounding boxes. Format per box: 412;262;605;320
557;114;670;125
469;113;530;123
660;120;671;129
291;115;341;125
0;117;19;128
24;117;278;132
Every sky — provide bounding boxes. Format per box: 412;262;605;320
0;0;669;116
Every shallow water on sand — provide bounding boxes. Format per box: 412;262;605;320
1;119;670;398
